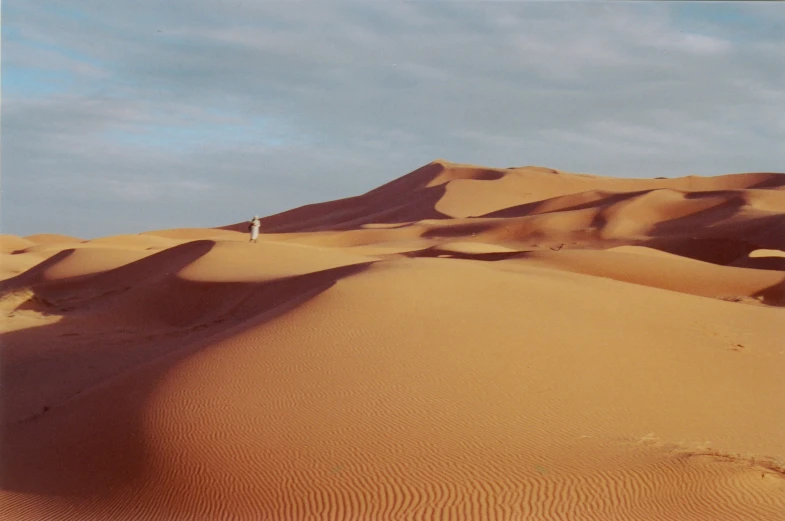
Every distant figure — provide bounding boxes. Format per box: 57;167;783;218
248;215;261;243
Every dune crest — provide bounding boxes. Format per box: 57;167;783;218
2;160;784;520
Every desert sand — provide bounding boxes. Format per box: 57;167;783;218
1;160;784;520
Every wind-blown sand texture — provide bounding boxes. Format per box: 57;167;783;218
2;160;784;520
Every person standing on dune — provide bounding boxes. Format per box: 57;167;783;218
248;215;261;243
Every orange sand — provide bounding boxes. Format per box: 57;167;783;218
2;160;784;520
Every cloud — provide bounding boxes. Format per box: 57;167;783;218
2;1;783;238
102;178;214;202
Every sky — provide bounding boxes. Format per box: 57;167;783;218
2;1;784;239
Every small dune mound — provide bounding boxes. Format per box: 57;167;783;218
406;241;523;261
86;234;180;250
37;247;157;280
24;233;84;244
705;172;785;190
730;249;785;271
177;240;375;283
0;249;78;294
141;228;243;241
605;245;688;259
480;189;637;219
0;253;47;281
434;241;518;255
0;235;36;254
750;248;785;258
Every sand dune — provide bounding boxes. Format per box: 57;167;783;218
731;249;785;271
221;161;785;234
219;162;785;268
2;160;784;520
0;235;37;254
23;233;84;245
507;248;785;305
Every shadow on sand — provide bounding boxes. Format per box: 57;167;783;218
1;240;374;513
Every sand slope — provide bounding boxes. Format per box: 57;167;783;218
2;161;784;520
